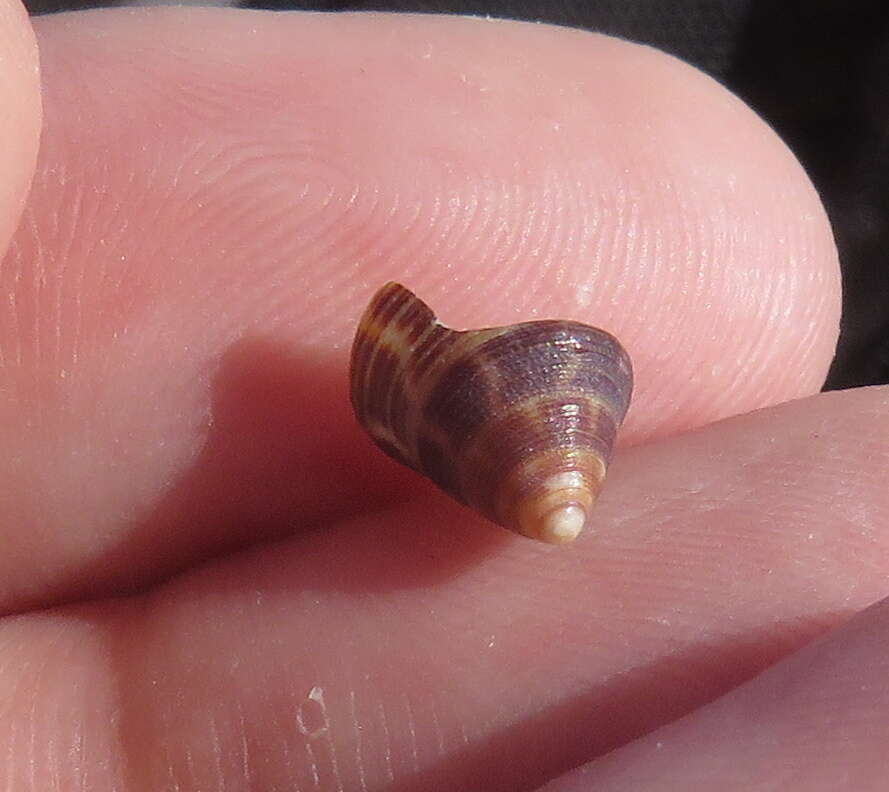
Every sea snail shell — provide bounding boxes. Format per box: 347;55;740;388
349;282;633;544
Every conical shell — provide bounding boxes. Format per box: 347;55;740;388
349;282;633;544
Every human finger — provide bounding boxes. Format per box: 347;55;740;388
2;387;887;790
0;8;839;612
0;0;40;255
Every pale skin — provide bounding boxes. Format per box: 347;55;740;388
0;5;887;790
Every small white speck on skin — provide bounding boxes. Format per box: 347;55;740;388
457;72;490;92
576;281;594;308
656;741;664;750
487;635;496;648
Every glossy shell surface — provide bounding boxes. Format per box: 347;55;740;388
349;282;633;543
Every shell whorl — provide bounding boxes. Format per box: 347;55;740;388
349;282;633;544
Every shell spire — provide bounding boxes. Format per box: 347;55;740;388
349;282;633;544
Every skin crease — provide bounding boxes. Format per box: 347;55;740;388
0;5;887;791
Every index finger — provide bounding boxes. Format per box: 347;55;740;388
0;8;839;613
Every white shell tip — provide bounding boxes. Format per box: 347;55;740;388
538;504;587;544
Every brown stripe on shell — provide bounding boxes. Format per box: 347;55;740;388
399;297;437;344
409;325;459;380
348;282;633;543
348;283;409;423
349;282;439;466
373;281;417;328
421;355;497;452
454;394;614;526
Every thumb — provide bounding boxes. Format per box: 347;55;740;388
0;0;40;257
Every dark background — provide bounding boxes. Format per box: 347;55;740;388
23;0;889;391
